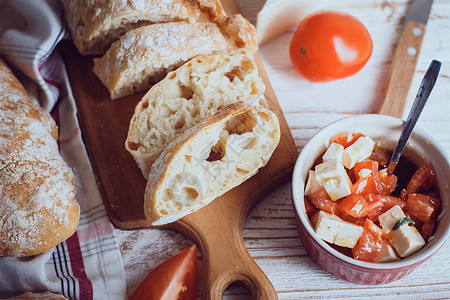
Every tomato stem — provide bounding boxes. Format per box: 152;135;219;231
300;48;306;55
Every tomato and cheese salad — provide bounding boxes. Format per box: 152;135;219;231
304;132;441;263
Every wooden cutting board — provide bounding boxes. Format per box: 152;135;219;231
60;1;298;298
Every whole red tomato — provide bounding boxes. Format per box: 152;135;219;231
289;11;373;81
129;245;198;300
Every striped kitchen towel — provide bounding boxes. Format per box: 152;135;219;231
0;1;126;299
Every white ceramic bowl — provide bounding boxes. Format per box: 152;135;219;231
291;114;450;284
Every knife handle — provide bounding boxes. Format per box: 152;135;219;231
377;21;426;118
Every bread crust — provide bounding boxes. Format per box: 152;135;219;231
93;14;257;99
145;102;280;225
62;0;225;55
0;59;80;257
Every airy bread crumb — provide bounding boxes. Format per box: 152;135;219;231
145;102;280;225
125;53;266;179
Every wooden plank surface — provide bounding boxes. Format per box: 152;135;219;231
117;0;450;298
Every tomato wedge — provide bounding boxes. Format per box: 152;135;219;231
130;245;198;300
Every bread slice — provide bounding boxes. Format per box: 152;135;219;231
125;53;266;179
93;14;257;99
145;102;280;225
0;59;80;257
62;0;225;55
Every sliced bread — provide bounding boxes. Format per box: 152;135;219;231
125;53;266;179
93;14;257;99
62;0;225;55
145;102;280;225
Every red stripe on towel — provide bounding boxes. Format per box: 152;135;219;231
66;232;94;300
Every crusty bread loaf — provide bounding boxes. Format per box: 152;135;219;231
62;0;225;55
125;53;266;178
0;59;80;257
145;102;280;225
93;14;257;99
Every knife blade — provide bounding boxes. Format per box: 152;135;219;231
377;0;434;118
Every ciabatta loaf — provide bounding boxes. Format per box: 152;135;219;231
93;14;257;99
0;59;80;257
145;102;280;225
62;0;224;55
126;53;266;178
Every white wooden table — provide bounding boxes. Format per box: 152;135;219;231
116;0;450;298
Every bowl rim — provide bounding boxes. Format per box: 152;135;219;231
292;114;450;270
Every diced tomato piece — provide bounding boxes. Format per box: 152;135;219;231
353;160;397;195
352;219;386;262
360;196;384;220
428;193;441;218
364;194;407;214
307;187;338;215
369;146;391;168
378;171;398;195
338;194;368;218
351;160;380;196
399;189;408;202
406;162;436;194
331;132;365;148
336;210;366;226
304;196;318;216
354;160;379;179
421;219;436;242
406;193;438;222
352;174;377;196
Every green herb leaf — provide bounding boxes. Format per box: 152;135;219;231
393;217;415;231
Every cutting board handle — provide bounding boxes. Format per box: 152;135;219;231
174;199;279;300
202;227;277;299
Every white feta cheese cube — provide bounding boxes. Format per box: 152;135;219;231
335;221;363;248
310;211;363;249
377;243;400;262
310;211;342;244
342;136;375;169
358;168;372;179
378;205;406;232
315;159;352;201
305;170;322;196
389;225;425;257
323;143;344;163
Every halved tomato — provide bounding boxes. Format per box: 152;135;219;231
129;245;198;300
